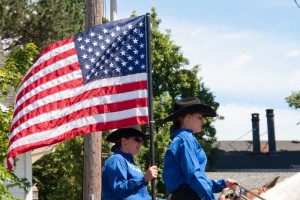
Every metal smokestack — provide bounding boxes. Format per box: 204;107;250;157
110;0;117;21
266;109;276;153
251;113;261;154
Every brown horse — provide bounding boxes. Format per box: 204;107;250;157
222;176;280;200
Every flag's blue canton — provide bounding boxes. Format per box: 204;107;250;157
74;16;147;84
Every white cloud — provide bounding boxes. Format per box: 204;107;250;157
286;49;300;58
161;21;300;102
161;21;300;141
116;0;300;141
191;29;204;36
228;54;253;69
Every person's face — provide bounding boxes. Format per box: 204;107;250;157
185;113;204;133
123;137;144;155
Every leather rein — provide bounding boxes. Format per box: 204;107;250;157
225;183;267;200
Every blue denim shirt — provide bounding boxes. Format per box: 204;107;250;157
102;149;151;200
162;129;226;200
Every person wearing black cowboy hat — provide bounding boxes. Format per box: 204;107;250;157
162;97;237;200
102;125;162;200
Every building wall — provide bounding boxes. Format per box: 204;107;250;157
0;37;4;68
8;152;33;200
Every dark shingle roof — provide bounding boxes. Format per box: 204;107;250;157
216;140;300;152
206;171;298;194
205;141;300;196
214;141;300;170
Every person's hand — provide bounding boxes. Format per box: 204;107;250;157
144;165;158;182
218;194;229;200
226;178;237;191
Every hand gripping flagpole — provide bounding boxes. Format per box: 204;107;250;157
146;13;156;200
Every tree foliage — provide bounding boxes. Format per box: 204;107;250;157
1;0;85;51
0;0;34;51
0;43;38;95
286;91;300;109
27;0;85;51
0;44;37;200
33;136;84;200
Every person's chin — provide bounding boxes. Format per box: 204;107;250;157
133;149;140;155
194;129;202;134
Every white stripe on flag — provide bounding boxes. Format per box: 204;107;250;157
8;107;148;152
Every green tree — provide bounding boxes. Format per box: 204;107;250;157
0;43;38;94
0;0;34;51
33;136;84;200
1;0;85;51
0;107;21;200
27;0;85;51
286;91;300;109
0;43;37;199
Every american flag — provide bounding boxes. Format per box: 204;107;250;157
7;15;150;171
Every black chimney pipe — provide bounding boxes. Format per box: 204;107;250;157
266;109;276;153
251;113;260;154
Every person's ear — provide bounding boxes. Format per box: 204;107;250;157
187;114;192;120
121;138;126;146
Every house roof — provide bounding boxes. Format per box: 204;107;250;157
216;140;300;152
207;140;300;196
206;171;299;194
214;140;300;170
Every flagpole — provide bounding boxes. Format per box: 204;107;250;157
107;0;118;157
83;0;103;199
146;13;156;200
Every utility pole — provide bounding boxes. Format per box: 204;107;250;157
83;0;102;200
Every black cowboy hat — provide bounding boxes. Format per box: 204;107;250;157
162;97;216;123
106;125;148;143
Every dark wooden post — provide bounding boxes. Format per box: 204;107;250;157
83;0;102;200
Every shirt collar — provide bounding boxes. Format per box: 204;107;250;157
170;128;193;140
114;148;134;161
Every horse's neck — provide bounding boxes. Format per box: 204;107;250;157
244;188;267;200
254;173;300;200
244;176;280;200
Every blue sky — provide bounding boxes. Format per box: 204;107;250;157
108;0;300;141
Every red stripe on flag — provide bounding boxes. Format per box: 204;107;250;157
11;80;147;133
9;98;148;145
20;38;74;86
8;116;149;159
40;38;74;56
16;51;78;103
11;78;83;130
13;63;82;118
